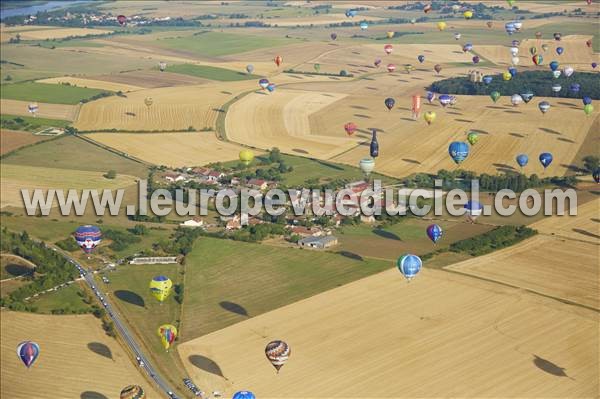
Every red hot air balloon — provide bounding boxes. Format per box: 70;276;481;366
117;15;127;26
387;64;396;73
344;122;357;136
586;39;593;48
434;64;442;74
412;94;422;119
274;55;283;67
384;44;393;55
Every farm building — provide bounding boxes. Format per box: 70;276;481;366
298;235;338;249
129;256;178;265
180;218;204;228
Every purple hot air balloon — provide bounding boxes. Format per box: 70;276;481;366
592;62;598;69
426;224;443;244
426;91;436;103
330;32;337;40
17;341;40;368
472;55;480;64
374;58;382;67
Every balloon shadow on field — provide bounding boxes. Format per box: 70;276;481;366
220;91;232;95
486;106;505;110
372;228;401;241
509;133;525;138
557;137;575;144
471;129;489;135
87;342;113;360
504;110;522;114
533;355;573;379
338;251;363;261
366;87;378;91
572;228;600;240
400;117;417;122
591;218;600;223
114;290;145;307
212;108;225;113
539;127;562;135
403;158;421;165
455;118;474;123
351;105;369;110
219;301;249;317
81;392;108;399
316;160;345;171
189;355;227;379
354;114;371;119
292;148;309;154
557;101;577;107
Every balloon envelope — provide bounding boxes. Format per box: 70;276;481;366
370;130;379;158
426;91;436;103
520;91;534;103
467;132;479;145
584;104;594;115
426;224;443;244
239;149;254;165
246;64;254;74
265;340;290;372
384;44;393;54
149;275;172;302
17;341;40;368
516;154;529;167
464;200;483;219
418;55;425;63
360;21;368;30
449;141;470;164
483;76;493;85
434;64;442;73
384;97;395;110
539;152;553;168
266;83;276;92
538;101;551;114
582;96;592;106
120;385;145;399
508;67;517;77
330;32;337;40
258;78;269;89
75;225;101;254
344;122;357;136
424;111;436;125
397;254;422;280
232;392;256;399
359;158;375;176
490;91;501;103
556;47;564;55
549;61;559;71
157;324;177;351
532;55;543;65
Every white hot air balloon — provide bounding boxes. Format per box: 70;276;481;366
510;46;519;56
563;66;574;77
511;56;520;66
511;94;524;106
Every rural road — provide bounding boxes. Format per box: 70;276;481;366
53;247;179;399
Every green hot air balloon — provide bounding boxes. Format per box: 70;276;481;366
467;132;479;145
584;104;594;115
314;63;321;73
490;91;501;103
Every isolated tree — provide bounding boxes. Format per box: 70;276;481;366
582;155;599;172
104;170;117;179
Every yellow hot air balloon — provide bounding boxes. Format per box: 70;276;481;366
437;21;447;31
149;275;172;303
463;10;473;19
157;324;177;351
424;111;436;125
144;97;153;108
502;71;512;81
239;149;254;166
386;31;395;39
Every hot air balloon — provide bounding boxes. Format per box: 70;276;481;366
17;341;40;368
239;149;254;166
345;9;357;18
556;47;564;56
563;66;574;77
472;56;480;64
149;275;172;303
490;91;501;103
426;91;436;103
587;39;593;48
434;64;442;74
370;130;379;158
486;21;493;28
274;55;282;67
74;225;102;254
410;18;417;24
502;71;512;81
463;43;473;52
464;200;483;221
330;32;337;40
507;0;516;7
374;58;382;67
412;94;422;119
387;64;396;73
541;44;549;52
529;46;537;56
424;111;436;125
592;169;600;183
232;391;256;399
384;97;395;111
424;4;432;13
452;4;461;13
569;83;580;93
267;83;276;92
582;96;592;106
516;154;529;168
448;141;469;164
535;32;543;40
549;60;559;71
467;132;479;145
510;46;519;56
426;224;443;244
520;91;534;103
508;66;517;77
144;97;153;108
510;55;520;66
511;94;523;106
539;152;553;169
532;54;543;65
552;70;562;79
259;78;269;89
313;63;320;72
246;64;254;74
417;55;425;63
404;64;414;73
157;324;177;351
592;62;598;69
384;44;393;55
505;22;516;35
120;385;146;399
397;254;422;281
359;158;375;178
512;40;520;47
387;31;395;39
538;101;551;114
359;21;369;30
439;94;454;108
265;340;290;373
159;61;167;72
454;32;462;40
553;32;562;41
513;21;523;31
117;15;127;26
344;122;357;136
27;102;38;116
463;10;473;19
437;21;447;31
551;83;562;94
483;76;493;85
584;104;594;115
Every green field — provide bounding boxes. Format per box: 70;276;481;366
2;135;148;176
0;82;109;104
180;237;391;341
30;39;105;49
167;64;261;81
155;31;295;57
30;283;92;314
1;114;70;132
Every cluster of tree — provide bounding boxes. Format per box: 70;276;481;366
303;177;352;191
1;116;44;131
429;71;600;100
102;229;141;252
56;237;80;251
128;224;149;236
582;155;599;173
154;226;205;256
450;225;537;256
80;91;114;104
173;283;184;304
228;222;287;242
0;229;78;309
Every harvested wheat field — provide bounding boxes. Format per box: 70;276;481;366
0;310;159;399
37;76;144;93
0;130;49;155
178;268;599;398
1;99;78;121
90;70;209;89
87;132;250;167
529;197;600;242
1;164;137;209
3;27;112;41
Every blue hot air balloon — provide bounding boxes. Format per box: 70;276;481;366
258;78;269;90
505;22;516;35
426;91;436;103
520;91;534;103
370;130;379;158
569;83;580;93
384;97;395;111
583;96;592;106
516;154;529;168
267;83;276;92
17;341;40;368
463;43;473;52
556;47;564;55
508;67;517;77
549;61;559;71
426;224;443;244
448;141;469;164
592;62;598;69
464;200;483;221
396;254;422;281
539;152;553;169
418;54;425;63
232;391;256;399
346;9;357;18
74;225;102;254
483;76;493;85
359;21;368;30
439;94;454;108
593;169;600;184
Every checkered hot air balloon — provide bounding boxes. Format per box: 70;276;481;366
265;340;290;373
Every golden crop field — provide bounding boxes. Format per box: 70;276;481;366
1;99;78;121
2;27;113;41
178;268;599;398
1;164;137;209
87;132;251;167
37;76;144;93
0;310;160;399
530;198;600;243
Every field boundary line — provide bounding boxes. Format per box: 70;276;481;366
75;134;153;166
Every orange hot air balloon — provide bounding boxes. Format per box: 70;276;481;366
344;122;357;136
411;94;422;119
274;55;283;67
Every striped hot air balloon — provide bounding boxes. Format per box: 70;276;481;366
397;254;422;281
265;340;290;373
74;225;102;254
120;385;146;399
157;324;177;351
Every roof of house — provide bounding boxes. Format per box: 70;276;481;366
248;178;266;186
298;235;338;245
